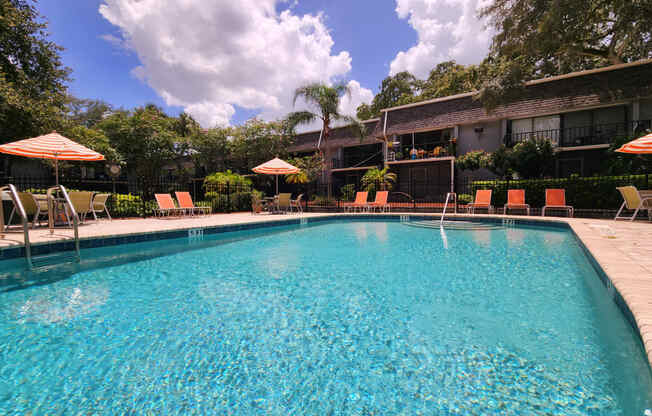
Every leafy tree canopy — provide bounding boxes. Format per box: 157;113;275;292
0;0;70;141
356;72;418;120
226;118;294;174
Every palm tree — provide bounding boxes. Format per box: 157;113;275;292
361;167;397;193
287;83;366;196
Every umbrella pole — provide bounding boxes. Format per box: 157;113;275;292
55;159;59;186
276;175;279;195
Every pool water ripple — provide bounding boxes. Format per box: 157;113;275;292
0;221;650;414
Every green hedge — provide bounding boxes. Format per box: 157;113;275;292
205;190;258;212
469;174;649;209
22;188;209;217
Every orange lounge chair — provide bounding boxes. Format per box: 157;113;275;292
542;189;573;217
346;191;368;212
504;189;530;215
154;194;185;216
368;191;390;212
467;189;493;214
175;191;211;216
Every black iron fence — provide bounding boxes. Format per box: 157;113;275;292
296;174;651;219
0;176;255;218
3;173;650;219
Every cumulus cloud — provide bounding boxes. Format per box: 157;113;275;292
390;0;493;79
99;0;371;127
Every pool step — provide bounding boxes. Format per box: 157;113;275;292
31;251;80;270
405;220;503;230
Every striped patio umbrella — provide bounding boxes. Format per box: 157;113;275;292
252;157;300;195
615;133;652;154
0;131;104;185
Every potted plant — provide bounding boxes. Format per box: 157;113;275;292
395;151;403;160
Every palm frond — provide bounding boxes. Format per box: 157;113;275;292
293;84;326;107
286;111;318;130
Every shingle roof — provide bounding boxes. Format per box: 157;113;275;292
372;60;652;138
289;119;381;152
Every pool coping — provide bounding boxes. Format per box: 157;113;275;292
2;212;652;369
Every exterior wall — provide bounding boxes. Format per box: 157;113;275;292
457;120;503;155
640;99;652;121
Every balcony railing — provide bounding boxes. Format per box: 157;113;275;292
505;120;651;148
331;152;383;170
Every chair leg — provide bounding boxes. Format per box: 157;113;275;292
92;210;98;221
614;201;627;220
632;206;641;221
7;208;15;230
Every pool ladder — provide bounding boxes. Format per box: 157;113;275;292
1;184;81;269
440;192;457;226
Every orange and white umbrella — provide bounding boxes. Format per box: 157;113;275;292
0;131;105;184
615;133;652;154
252;157;299;194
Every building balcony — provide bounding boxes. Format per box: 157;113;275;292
505;120;651;148
331;156;383;171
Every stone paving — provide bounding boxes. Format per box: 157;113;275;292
2;211;652;364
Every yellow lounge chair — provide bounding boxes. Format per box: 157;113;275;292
615;186;652;221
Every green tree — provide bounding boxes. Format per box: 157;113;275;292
476;0;652;110
0;0;70;141
287;83;366;196
190;127;229;175
227;118;294;173
97;105;179;184
481;0;652;73
287;152;323;184
65;97;113;128
361;167;397;192
509;140;555;179
418;61;483;101
356;71;419;120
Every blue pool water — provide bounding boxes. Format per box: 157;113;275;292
0;220;651;414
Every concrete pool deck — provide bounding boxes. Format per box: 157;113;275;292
2;211;652;364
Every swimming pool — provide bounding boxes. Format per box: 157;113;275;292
0;219;650;414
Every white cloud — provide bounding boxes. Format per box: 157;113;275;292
99;0;369;127
339;80;374;119
390;0;493;79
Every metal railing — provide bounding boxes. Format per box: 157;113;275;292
47;185;80;260
505;120;651;147
1;184;32;268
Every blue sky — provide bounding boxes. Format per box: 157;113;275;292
36;0;489;127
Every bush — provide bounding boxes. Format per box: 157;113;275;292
457;193;473;204
208;190;258;212
340;184;356;201
469;174;649;209
204;170;252;192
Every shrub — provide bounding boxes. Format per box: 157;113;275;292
469;174;649;209
204;170;252;192
340;184;356;201
456;151;488;171
457;193;473;204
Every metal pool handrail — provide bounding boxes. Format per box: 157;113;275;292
1;184;32;268
47;185;81;259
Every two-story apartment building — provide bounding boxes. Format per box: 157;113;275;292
289;59;652;200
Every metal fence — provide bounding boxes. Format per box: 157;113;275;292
3;173;650;219
295;174;652;219
0;176;254;219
